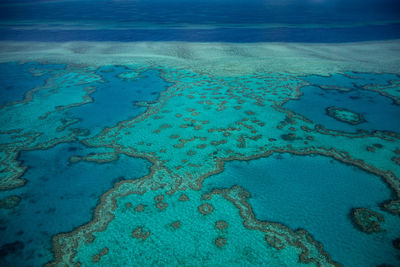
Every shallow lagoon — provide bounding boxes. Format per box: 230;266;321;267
0;0;400;266
66;66;171;135
0;58;399;267
0;142;151;266
204;154;400;266
0;62;65;106
284;73;400;133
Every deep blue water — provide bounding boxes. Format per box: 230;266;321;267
0;1;399;266
284;73;400;133
0;142;151;267
303;72;399;88
66;66;171;135
1;0;399;25
0;62;65;106
0;0;399;42
204;153;400;267
0;63;171;267
1;24;400;42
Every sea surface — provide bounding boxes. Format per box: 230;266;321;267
0;1;399;266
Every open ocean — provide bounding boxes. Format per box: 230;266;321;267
0;0;400;266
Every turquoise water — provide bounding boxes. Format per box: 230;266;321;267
0;62;65;106
0;63;165;266
66;66;171;135
0;142;151;266
0;61;399;267
1;1;400;266
204;154;400;266
284;73;400;133
302;72;399;89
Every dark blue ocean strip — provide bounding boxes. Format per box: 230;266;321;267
1;24;400;43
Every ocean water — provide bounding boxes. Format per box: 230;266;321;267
204;154;400;267
0;62;65;106
0;0;400;42
0;143;151;266
66;66;171;136
0;1;400;267
284;73;400;133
